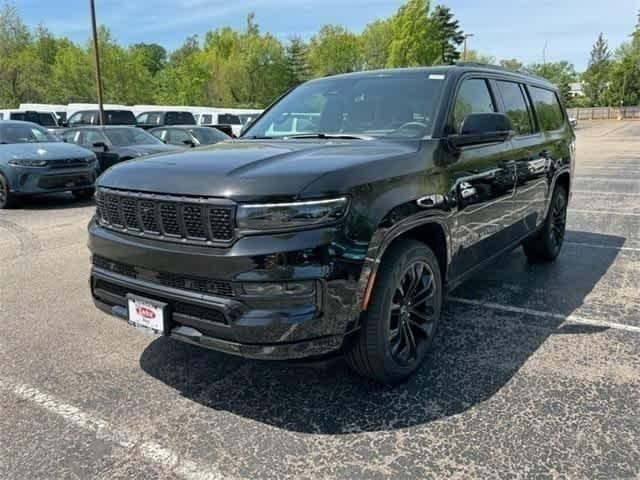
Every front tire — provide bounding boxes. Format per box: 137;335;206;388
0;174;16;209
522;185;568;262
346;240;443;384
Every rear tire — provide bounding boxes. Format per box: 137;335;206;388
0;174;16;209
522;185;568;263
345;240;443;384
72;188;95;201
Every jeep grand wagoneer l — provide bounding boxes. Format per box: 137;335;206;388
89;65;574;384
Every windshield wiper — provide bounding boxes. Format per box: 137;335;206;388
284;133;373;140
246;135;274;139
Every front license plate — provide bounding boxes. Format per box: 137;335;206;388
127;295;167;333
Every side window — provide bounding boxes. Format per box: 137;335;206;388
529;87;564;131
62;130;81;144
84;130;107;146
68;112;82;125
202;114;213;124
452;79;495;133
168;129;191;144
151;129;167;141
147;113;162;125
496;81;533;135
137;113;149;124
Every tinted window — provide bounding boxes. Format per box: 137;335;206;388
529;87;564;131
218;114;241;125
103;127;163;146
105;110;136;125
38;113;57;127
190;127;229;144
201;114;213;124
167;129;192;145
0;124;58;143
452;78;495;133
247;74;445;139
165;112;196;125
497;81;533;135
9;113;26;121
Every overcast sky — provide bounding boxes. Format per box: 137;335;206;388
15;0;640;71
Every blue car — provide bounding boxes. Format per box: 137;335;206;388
0;120;99;208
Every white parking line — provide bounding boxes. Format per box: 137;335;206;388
447;297;640;333
0;379;226;480
569;209;640;217
565;241;640;252
572;190;640;196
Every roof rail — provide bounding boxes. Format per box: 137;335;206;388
455;62;550;83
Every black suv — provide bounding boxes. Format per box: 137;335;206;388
89;65;574;384
136;111;196;130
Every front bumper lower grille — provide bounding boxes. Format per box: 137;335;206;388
95;188;235;246
92;255;236;297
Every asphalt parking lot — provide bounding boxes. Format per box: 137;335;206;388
1;120;639;480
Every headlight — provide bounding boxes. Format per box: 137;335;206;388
85;154;98;164
236;197;349;231
8;159;48;167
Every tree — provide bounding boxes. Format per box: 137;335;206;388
286;36;310;86
463;49;495;65
387;0;436;67
361;19;393;70
0;2;35;106
499;58;523;71
307;25;362;76
430;5;464;64
131;43;167;76
582;33;611;106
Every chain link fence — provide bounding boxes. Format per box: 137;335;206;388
566;107;640;120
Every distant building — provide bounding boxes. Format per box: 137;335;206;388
569;82;585;97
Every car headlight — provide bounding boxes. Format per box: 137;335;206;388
236;197;349;231
85;154;98;164
8;159;48;167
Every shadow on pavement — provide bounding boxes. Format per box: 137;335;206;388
13;192;94;210
140;230;624;434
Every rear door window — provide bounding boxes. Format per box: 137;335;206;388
529;87;564;131
165;112;195;125
496;81;534;136
451;78;495;133
168;129;192;145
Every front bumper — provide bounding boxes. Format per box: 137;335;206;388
89;220;366;360
7;165;98;195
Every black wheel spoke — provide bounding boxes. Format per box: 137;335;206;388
404;321;417;355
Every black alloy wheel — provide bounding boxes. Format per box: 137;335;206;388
388;260;437;366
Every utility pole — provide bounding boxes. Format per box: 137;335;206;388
90;0;105;126
462;33;474;61
542;41;548;66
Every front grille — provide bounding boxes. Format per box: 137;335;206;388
92;255;236;297
48;158;90;169
93;279;227;325
95;188;235;245
38;174;93;190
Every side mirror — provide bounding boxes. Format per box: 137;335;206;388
448;113;513;148
182;139;196;148
92;141;108;152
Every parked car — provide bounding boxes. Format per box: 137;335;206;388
136;111;196;130
194;111;243;136
149;125;231;147
0;110;58;128
0;120;99;208
88;65;574;384
61;126;183;172
66;109;137;127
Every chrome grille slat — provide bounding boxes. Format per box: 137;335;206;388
95;188;235;246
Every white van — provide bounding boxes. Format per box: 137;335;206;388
0;109;59;128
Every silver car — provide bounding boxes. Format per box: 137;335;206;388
0;120;99;208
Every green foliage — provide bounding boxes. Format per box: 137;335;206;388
2;0;640;109
582;33;611;106
387;0;436;67
307;25;362;76
430;5;464;64
361;19;393;70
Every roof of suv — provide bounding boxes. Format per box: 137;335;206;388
309;64;556;90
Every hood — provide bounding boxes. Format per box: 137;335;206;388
98;139;421;201
118;143;184;157
1;142;93;160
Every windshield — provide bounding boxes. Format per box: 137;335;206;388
0;123;60;144
244;73;445;139
103;128;163;146
190;127;229;144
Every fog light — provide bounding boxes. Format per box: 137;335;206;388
242;281;315;296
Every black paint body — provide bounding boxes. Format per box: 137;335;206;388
88;66;575;360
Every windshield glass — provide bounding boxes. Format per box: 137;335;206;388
244;73;445;139
0;123;60;144
103;128;163;146
190;127;229;144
